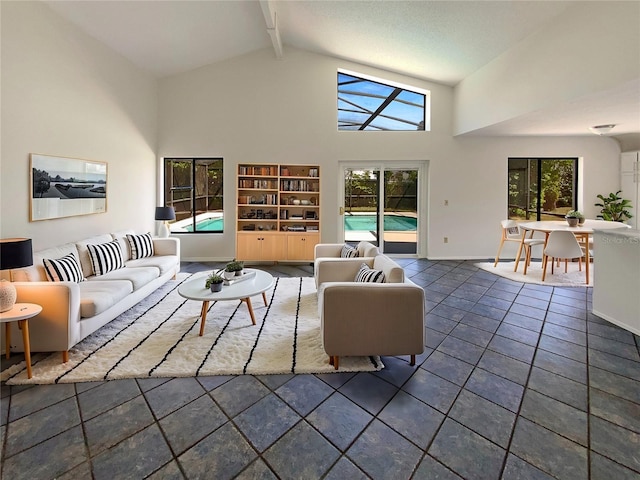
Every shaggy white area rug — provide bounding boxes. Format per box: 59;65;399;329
476;260;593;287
2;275;382;385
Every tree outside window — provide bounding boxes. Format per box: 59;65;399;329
508;158;577;221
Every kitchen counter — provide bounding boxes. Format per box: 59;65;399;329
592;228;640;336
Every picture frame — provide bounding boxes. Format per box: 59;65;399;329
30;153;107;221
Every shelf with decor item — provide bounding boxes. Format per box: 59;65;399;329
236;163;320;262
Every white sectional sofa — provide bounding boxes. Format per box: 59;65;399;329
8;231;180;361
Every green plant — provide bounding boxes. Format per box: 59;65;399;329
205;272;223;288
595;191;633;222
225;259;244;272
565;210;584;219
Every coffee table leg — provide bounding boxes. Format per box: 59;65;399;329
242;298;257;325
199;301;210;336
18;320;32;379
261;292;268;306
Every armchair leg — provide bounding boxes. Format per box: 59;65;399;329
62;351;69;363
410;354;415;366
329;355;339;369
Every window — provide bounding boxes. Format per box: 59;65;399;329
338;70;428;131
508;158;578;221
163;158;223;233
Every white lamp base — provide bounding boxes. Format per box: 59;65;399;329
158;222;170;238
0;279;17;313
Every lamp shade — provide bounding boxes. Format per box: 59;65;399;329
155;207;176;221
0;238;33;270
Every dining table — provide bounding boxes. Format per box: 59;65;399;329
513;219;631;284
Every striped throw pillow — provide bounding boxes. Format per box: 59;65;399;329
126;233;154;259
87;240;124;276
43;253;84;283
355;263;386;283
340;244;359;258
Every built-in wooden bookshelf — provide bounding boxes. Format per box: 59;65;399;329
236;163;320;262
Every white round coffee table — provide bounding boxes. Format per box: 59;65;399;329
178;268;274;336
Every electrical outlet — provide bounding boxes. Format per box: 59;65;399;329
444;237;448;243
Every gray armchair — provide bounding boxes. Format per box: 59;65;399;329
317;254;425;369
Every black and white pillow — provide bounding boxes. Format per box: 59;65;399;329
340;244;359;258
43;253;84;283
355;263;386;283
87;240;124;276
126;233;154;260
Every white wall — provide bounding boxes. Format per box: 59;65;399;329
454;1;640;135
0;1;158;252
159;47;621;261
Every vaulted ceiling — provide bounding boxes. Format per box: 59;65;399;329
44;0;640;142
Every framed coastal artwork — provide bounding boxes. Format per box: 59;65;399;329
30;154;108;221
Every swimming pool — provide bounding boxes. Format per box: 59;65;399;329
182;217;224;232
344;214;417;232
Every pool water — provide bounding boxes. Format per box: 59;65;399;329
184;217;224;232
344;214;416;231
179;214;415;232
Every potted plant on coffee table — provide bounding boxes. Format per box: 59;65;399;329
205;272;224;292
225;259;245;278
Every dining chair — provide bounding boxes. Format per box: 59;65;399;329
494;220;545;272
541;230;584;281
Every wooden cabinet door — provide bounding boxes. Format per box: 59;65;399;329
236;233;263;260
260;233;287;261
286;233;319;261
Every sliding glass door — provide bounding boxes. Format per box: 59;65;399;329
341;164;422;254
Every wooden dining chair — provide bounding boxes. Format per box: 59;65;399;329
494;220;545;272
541;230;584;281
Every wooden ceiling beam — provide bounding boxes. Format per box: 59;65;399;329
259;0;283;59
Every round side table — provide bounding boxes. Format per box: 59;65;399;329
1;303;42;379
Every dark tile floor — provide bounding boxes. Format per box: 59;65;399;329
1;259;639;480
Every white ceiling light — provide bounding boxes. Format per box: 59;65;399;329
589;124;616;135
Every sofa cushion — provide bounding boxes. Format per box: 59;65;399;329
126;233;154;259
13;243;79;282
79;280;133;318
111;230;135;261
340;244;359;258
373;255;405;283
43;253;84;283
356;241;379;257
87;240;124;276
126;255;179;276
76;234;115;277
85;266;159;291
355;263;386;283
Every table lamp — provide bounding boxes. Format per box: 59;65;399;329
155;207;176;238
0;238;33;312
